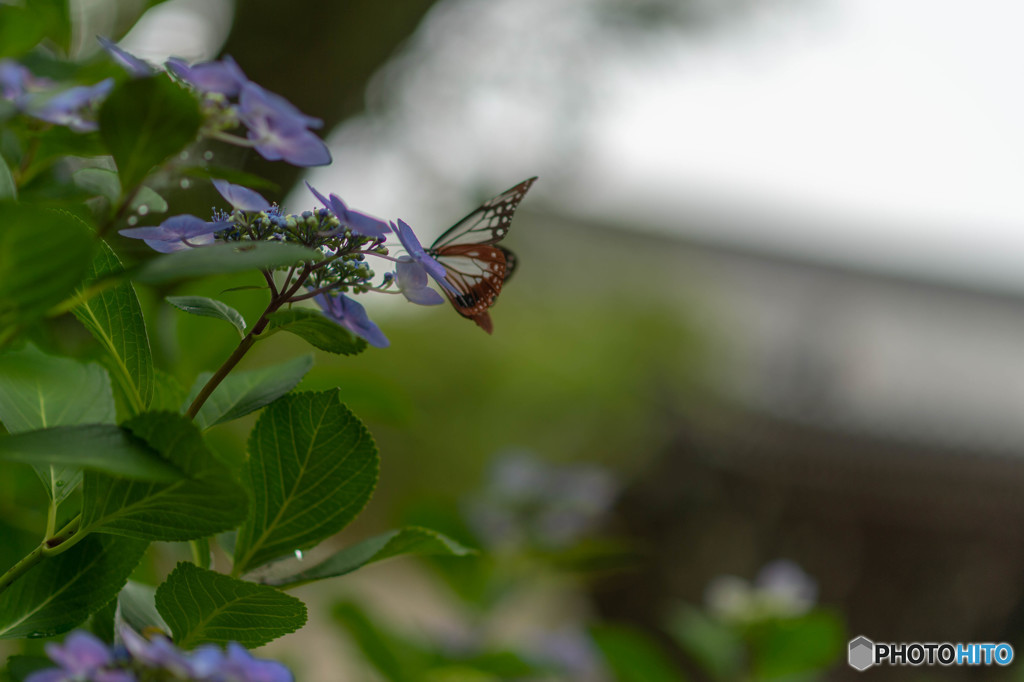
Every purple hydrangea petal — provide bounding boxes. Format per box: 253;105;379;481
29;78;114;132
118;626;193;677
167;55;247;96
220;643;295;682
46;631;112;673
120;214;228;241
247;122;331;167
314;293;389;348
0;59;30;99
140;233;213;253
97;36;154;77
188;645;226;677
396;259;444;305
392;219;453;290
0;59;53;103
239;81;321;130
305;183;388;238
213;179;270;212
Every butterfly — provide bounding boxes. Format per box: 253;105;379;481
427;177;537;333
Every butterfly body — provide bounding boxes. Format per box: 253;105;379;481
427;177;536;333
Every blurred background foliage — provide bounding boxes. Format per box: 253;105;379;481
8;0;1024;679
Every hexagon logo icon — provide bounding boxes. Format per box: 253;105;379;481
849;636;875;671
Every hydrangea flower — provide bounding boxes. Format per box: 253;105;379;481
305;182;389;239
27;629;294;682
28;78;114;132
97;36;155;78
25;631;129;682
166;55;247;96
119;214;229;253
391;219;457;296
314;291;389;348
214;179;271;212
395;257;444;305
0;59;52;105
239;82;330;167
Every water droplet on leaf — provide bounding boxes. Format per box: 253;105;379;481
137;205;149;216
294;549;304;561
203;151;214;161
127;216;138;225
180;179;191;189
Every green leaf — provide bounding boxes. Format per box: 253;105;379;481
590;624;687;682
748;611;845;679
72;168;120;203
0;152;16;200
3;655;53;681
0;424;182;482
266;308;367;356
134;242;322;285
330;601;427;682
98;76;201;191
81;412;248;541
275;527;474;588
167;295;246;337
117;581;170;633
72;241;154;415
0;535;148;639
187;354;313;430
0;204;94;341
131;186;168;214
0;344;115;502
150;369;187;412
155;563;306;648
233;390;379;575
667;605;744;681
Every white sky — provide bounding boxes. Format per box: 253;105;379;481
575;0;1024;287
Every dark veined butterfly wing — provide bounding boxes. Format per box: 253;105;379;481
428;178;536;333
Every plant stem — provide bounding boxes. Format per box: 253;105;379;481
0;545;43;594
185;265;313;420
0;514;82;596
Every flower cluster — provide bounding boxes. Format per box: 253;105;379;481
0;40;330;167
26;629;292;682
0;59;112;132
120;179;454;349
102;38;330;166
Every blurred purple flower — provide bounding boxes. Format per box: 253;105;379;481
239;82;330;166
214;179;270;212
218;643;294;682
305;182;389;239
314;292;389;348
166;55;248;96
29;78;114;132
118;626;192;678
119;214;228;253
0;59;52;105
25;631;123;682
97;37;154;77
755;559;818;615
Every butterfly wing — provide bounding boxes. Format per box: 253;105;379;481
433;244;515;334
427;178;534;332
429;177;537;249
